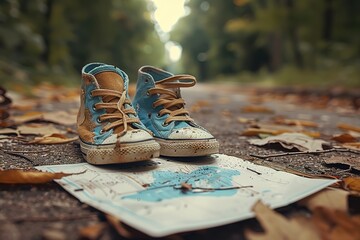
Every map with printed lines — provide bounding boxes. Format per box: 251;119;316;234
37;154;336;237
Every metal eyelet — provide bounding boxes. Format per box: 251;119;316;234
162;122;169;127
100;129;105;134
96;117;101;123
92;104;97;111
157;113;161;117
144;78;149;83
146;91;150;96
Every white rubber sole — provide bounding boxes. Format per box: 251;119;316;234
80;140;160;165
155;138;219;157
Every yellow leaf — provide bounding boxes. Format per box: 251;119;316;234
343;177;360;192
0;169;72;184
30;133;78;144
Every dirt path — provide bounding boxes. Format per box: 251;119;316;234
0;83;359;240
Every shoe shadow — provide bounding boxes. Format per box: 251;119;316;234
160;154;218;166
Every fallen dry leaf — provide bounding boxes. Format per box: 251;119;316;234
0;169;72;184
343;177;360;192
272;116;318;127
248;133;329;152
241;127;320;138
11;111;43;125
332;133;358;143
11;111;76;126
189;100;211;113
221;110;232;117
342;142;360;150
298;188;348;212
324;156;360;172
106;214;141;239
245;201;320;240
79;223;106;240
0;128;19;135
42;111;77;126
312;207;360;240
241;105;274;114
18;123;65;135
337;123;360;133
30;133;77;144
218;97;230;104
11;99;39;111
237;117;257;124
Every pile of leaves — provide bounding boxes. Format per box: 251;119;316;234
0;84;78;144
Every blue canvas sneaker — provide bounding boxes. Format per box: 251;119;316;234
77;63;160;164
132;66;219;157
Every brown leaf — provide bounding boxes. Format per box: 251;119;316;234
221;110;232;117
245;201;320;240
106;214;145;239
248;133;329;152
0;128;19;135
343;177;360;192
312;207;360;240
18;123;65;135
189;100;211;113
42;111;77;126
337;123;360;133
332;133;357;143
11;111;43;125
237;117;257;124
30;133;77;144
0;169;72;184
342;142;360;150
11;99;39;111
298;188;348;212
241;105;274;114
324;156;360;171
272;116;318;127
241;127;320;138
79;223;106;240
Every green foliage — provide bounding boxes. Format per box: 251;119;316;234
0;0;165;87
171;0;360;86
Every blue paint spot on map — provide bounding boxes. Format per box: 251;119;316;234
123;166;239;202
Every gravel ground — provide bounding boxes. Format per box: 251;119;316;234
0;84;359;240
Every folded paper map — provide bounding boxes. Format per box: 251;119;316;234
37;154;336;237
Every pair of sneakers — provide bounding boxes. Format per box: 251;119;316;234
77;63;219;164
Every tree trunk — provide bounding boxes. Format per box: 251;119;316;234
285;0;304;69
42;0;53;64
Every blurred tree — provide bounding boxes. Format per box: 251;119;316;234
172;0;360;84
0;0;164;85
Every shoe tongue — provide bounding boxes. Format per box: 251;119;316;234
94;71;124;92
